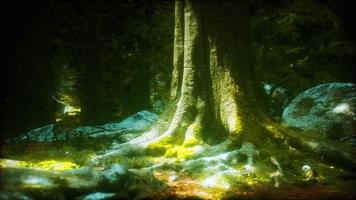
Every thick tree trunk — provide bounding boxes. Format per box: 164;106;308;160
143;0;355;170
95;0;355;172
151;0;264;147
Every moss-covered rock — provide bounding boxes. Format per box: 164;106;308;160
282;83;356;140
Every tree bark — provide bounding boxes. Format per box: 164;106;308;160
95;0;355;172
144;0;356;171
152;0;263;146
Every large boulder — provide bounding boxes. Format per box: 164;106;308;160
102;110;158;132
7;110;158;143
79;110;159;139
282;83;356;140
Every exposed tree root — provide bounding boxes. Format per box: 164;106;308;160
90;0;355;197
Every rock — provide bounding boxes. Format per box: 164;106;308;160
6;124;55;144
65;126;108;139
102;110;158;132
65;110;158;139
79;192;117;200
6;111;158;143
72;110;158;139
282;83;356;139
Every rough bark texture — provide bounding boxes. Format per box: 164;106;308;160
170;0;184;102
144;0;355;171
159;0;264;145
95;0;355;172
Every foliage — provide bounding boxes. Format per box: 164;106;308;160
252;0;355;97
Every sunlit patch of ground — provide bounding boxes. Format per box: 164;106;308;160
0;159;80;171
152;170;352;199
153;170;216;199
1;140;355;199
153;169;355;199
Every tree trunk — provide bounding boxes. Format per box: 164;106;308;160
95;0;355;172
145;0;355;170
146;0;267;151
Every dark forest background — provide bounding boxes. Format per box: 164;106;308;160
1;0;355;142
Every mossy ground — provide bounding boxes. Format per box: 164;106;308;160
1;132;355;199
149;152;355;199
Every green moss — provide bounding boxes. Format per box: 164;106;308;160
182;123;202;147
147;135;175;155
146;123;205;156
36;160;79;171
0;159;79;171
164;145;205;161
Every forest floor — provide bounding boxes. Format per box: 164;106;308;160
1;138;355;200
